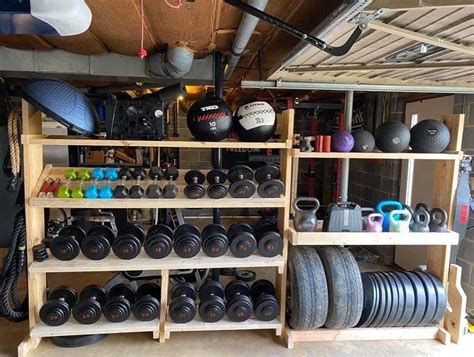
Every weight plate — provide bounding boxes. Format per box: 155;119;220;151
226;294;253;322
224;280;250;301
109;284;136;304
257;179;284;198
422;272;447;325
118;224;145;242
79;285;108;305
375;272;393;327
229;232;257;258
381;272;399;327
40;300;71;326
72;299;102;325
87;225;115;242
386;272;405;327
236;270;256;282
184;170;205;184
228;223;253;238
81;235;111;260
206;169;227;184
199;297;225;323
171;282;197;301
58;225;87;242
413;271;438;326
228;180;256;198
395;272;416;327
137;283;161;300
357;273;378;327
133;296;160;321
103;297;132;323
49;286;78;307
50;235;81;261
198;280;224;301
112;234;142;260
254;221;278;239
227;165;254;183
147;224;173;239
250;279;275;301
174;224;201;239
401;272;427;327
368;273;387;327
52;334;106;348
255;165;281;184
202;224;227;239
257;232;283;257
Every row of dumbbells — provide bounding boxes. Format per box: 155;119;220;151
170;279;279;323
39;283;161;326
44;220;283;261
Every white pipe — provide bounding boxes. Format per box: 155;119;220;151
341;90;354;202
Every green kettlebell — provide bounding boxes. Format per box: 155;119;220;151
389;209;412;233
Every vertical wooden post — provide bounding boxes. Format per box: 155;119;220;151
159;269;169;342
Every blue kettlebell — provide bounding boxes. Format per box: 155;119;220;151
104;168;119;181
85;183;99;199
376;200;403;232
91;167;105;181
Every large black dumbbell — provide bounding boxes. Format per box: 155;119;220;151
255;164;284;198
112;224;145;260
147;166;164;198
184;170;206;199
50;226;87;261
103;284;136;323
133;283;161;321
225;280;253;322
40;286;78;326
163;166;179;199
72;285;108;324
169;282;197;324
173;224;201;258
228;165;256;198
198;280;225;323
254;220;283;257
227;223;257;258
144;224;174;259
114;167;132;198
80;225;116;260
129;167;146;199
207;169;228;199
202;224;229;258
250;280;279;321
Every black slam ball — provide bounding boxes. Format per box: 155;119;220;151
351;130;375;152
410;119;450;153
187;96;233;141
234;101;277;142
375;121;410;153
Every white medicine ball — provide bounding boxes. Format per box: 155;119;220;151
234;101;277;142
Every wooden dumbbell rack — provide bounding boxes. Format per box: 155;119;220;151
17;101;295;356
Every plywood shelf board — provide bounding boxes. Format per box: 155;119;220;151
292;149;462;160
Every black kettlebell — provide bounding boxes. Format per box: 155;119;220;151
429;207;448;232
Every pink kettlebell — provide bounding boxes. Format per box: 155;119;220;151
367;213;384;232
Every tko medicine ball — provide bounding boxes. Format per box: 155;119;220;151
410;119;450;153
187;96;233;141
332;131;354;152
234;101;276;142
352;130;375;152
375;121;410;153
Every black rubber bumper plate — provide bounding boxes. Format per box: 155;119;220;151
420;271;447;325
413;271;438;326
402;272;427;327
358;273;379;327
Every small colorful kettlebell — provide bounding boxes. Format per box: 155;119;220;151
389;209;412;233
367;213;384;232
376;200;403;232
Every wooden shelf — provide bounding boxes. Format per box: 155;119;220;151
29;251;285;274
292;149;462;160
288;225;459;246
31;317;157;338
23;135;290;149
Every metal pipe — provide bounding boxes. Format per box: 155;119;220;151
224;0;268;80
341;90;353;202
213;51;224;224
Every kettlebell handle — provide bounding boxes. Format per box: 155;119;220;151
413;210;430;225
415;202;430;213
376;200;403;213
430;207;448;225
294;197;320;212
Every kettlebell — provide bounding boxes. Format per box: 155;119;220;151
366;213;383;232
411;210;430;232
389;209;412;233
429;207;448;232
293;197;320;232
376;200;403;232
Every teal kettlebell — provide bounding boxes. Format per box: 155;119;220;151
411;210;430;232
376;200;403;232
389;209;412;233
85;183;99;199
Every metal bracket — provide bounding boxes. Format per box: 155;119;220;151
351;8;385;29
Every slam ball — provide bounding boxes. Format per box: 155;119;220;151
187;96;233;141
332;131;354;152
234;101;277;142
352;130;375;152
410;119;450;153
375;121;410;153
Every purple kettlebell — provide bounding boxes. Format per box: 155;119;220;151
367;213;384;232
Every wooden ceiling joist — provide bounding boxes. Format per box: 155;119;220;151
367;0;474;11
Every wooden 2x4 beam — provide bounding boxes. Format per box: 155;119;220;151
367;0;474;10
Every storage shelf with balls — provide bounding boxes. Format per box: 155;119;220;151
291;150;463;160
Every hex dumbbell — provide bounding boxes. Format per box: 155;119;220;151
133;283;161;321
50;226;87;261
255;164;284;198
227;223;257;258
112;224;145;260
253;220;283;257
129;167;146;199
147;166;164;198
169;282;197;324
227;165;257;198
225;280;253;322
113;167;132;198
201;224;229;258
198;280;225;323
73;285;108;324
40;286;78;326
81;225;116;260
173;224;202;258
184;170;206;199
144;224;174;259
103;284;136;323
163;166;179;199
250;280;279;321
207;170;228;199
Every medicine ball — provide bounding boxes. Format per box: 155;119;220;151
352;130;375;152
410;119;450;153
375;121;410;153
187;96;233;141
332;131;354;152
234;101;276;142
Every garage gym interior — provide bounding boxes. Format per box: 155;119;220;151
0;0;473;356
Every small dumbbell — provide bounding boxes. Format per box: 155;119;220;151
173;224;202;258
169;282;197;324
50;226;87;261
133;283;161;321
163;166;179;199
225;280;253;322
253;220;283;257
73;285;108;324
198;280;225;323
250;280;279;321
64;168;78;181
201;224;229;258
206;170;228;199
129;168;146;199
104;167;119;181
81;225;116;260
227;223;257;258
98;180;114;199
227;165;256;198
71;179;85;198
112;224;145;260
78;169;91;181
147;166;164;198
103;284;136;323
57;179;72;198
84;179;99;199
91;167;105;181
184;170;206;199
144;224;174;259
40;286;78;326
255;164;284;198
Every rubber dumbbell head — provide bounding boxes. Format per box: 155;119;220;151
163;166;179;198
169;282;197;324
202;224;229;257
50;226;87;261
227;223;257;258
250;280;279;321
130;169;145;199
198;280;225;323
40;286;78;326
149;167;164;180
104;167;119;181
254;221;283;257
184;170;206;199
255;164;284;198
118;167;132;180
228;165;256;198
103;284;136;323
206;170;228;199
72;285;108;324
113;176;129;198
225;280;253;322
84;179;99;199
91;168;105;181
173;224;202;258
133;283;161;321
112;224;145;259
132;167;146;180
144;224;174;259
81;225;116;260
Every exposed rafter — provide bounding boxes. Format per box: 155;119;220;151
366;0;474;10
